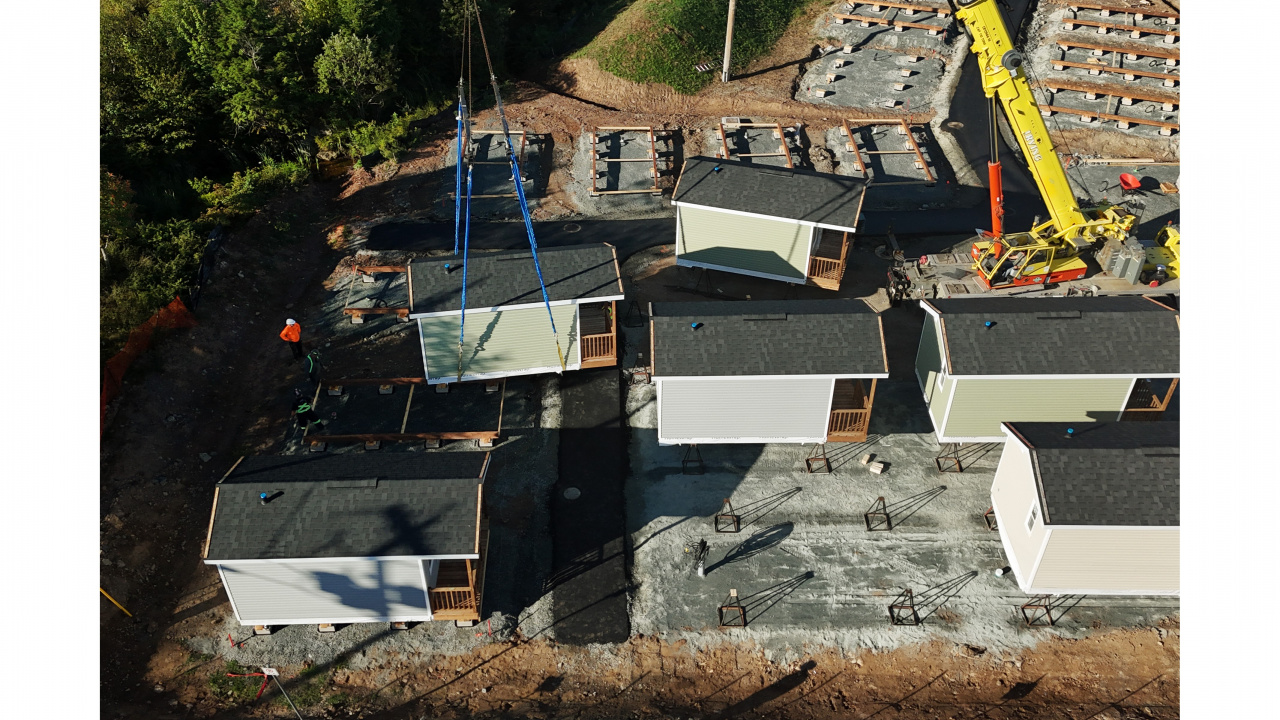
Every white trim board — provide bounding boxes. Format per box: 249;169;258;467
426;362;579;386
674;257;806;285
410;295;624;320
671;200;860;233
658;436;826;446
1019;586;1180;597
949;372;1180;380
654;372;888;381
233;613;436;627
204;554;480;566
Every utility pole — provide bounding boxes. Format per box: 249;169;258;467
721;0;737;83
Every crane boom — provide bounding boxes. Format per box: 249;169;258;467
955;0;1086;233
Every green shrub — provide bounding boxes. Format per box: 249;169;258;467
315;101;449;163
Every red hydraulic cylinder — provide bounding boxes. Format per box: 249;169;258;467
988;160;1004;238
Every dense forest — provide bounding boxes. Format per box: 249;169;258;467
100;0;627;352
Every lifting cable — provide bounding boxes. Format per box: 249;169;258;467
456;165;473;382
471;1;567;373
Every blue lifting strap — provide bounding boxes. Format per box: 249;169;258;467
456;165;474;382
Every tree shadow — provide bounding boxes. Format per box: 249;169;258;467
740;571;815;624
708;659;817;719
704;522;794;575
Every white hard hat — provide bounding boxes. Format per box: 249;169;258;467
286;318;297;325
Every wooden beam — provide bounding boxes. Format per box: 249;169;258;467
495;378;507;438
399;385;415;433
899;119;935;184
1051;59;1178;83
202;486;221;560
474;483;484;555
331;377;431;385
354;265;406;274
1037;78;1178;106
1067;2;1177;19
591;189;666;196
834;13;948;32
343;307;411;317
1063;18;1179;38
877;316;889;374
308;431;498;444
1039;104;1178;130
1055;39;1178;61
596;126;655;131
1156;378;1179;411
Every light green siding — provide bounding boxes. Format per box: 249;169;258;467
916;315;952;429
677;206;811;280
418;305;579;383
943;377;1133;439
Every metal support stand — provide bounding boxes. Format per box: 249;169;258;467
692;268;714;295
864;496;892;531
983;506;999;531
1021;596;1057;626
805;443;832;474
889;588;921;625
715;498;741;533
622;299;647;328
719;589;746;627
935;443;964;472
682;444;705;475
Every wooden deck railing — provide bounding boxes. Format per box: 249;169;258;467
829;409;871;438
1121;378;1178;421
808;256;844;283
581;333;616;368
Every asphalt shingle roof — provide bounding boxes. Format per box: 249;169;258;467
409;244;622;314
672;156;868;230
651;300;887;377
924;297;1179;376
205;453;489;561
1006;421;1179;527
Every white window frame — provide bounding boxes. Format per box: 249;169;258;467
1026;505;1040;535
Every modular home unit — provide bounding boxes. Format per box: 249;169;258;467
671;156;867;290
203;452;491;627
992;421;1179;595
650;299;888;444
916;297;1179;443
409;244;624;384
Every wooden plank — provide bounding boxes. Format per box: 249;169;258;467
202;486;221;559
1038;78;1179;105
900;119;935;184
1055;39;1178;60
343;307;410;317
330;377;431;385
877;316;889;374
717;122;731;160
354;265;406;274
1062;18;1179;37
847;1;950;16
734;152;788;158
474;483;484;554
591;189;666;195
842;119;867;175
1052;60;1178;82
1067;2;1178;19
599;157;658;163
1039;104;1178;129
407;264;415;311
606;244;625;294
777;124;795;169
495;379;506;437
649;127;662;190
834;13;948;31
399;385;415;433
596;126;654;131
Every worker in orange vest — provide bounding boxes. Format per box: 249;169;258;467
280;318;303;359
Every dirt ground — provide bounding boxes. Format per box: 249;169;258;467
100;5;1179;717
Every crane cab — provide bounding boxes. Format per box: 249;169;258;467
971;234;1088;290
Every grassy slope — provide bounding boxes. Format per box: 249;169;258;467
574;0;824;94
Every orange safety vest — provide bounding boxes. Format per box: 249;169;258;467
280;324;301;342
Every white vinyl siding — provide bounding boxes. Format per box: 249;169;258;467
658;376;833;443
1031;528;1180;595
943;377;1134;440
219;558;431;625
418;304;580;383
990;438;1049;590
676;206;811;281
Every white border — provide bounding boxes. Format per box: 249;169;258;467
674;257;807;285
672;200;860;233
204;554;479;565
409;295;624;320
653;372;888;381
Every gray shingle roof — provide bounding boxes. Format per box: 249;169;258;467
924;297;1179;376
672;156;868;230
409;244;622;314
1005;421;1179;527
205;453;489;561
651;300;887;377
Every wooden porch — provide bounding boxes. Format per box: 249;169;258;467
580;300;618;369
429;516;488;623
807;230;851;291
1121;378;1178;421
827;378;877;442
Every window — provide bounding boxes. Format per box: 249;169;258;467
1025;505;1039;534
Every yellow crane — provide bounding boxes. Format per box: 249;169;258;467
952;0;1177;289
